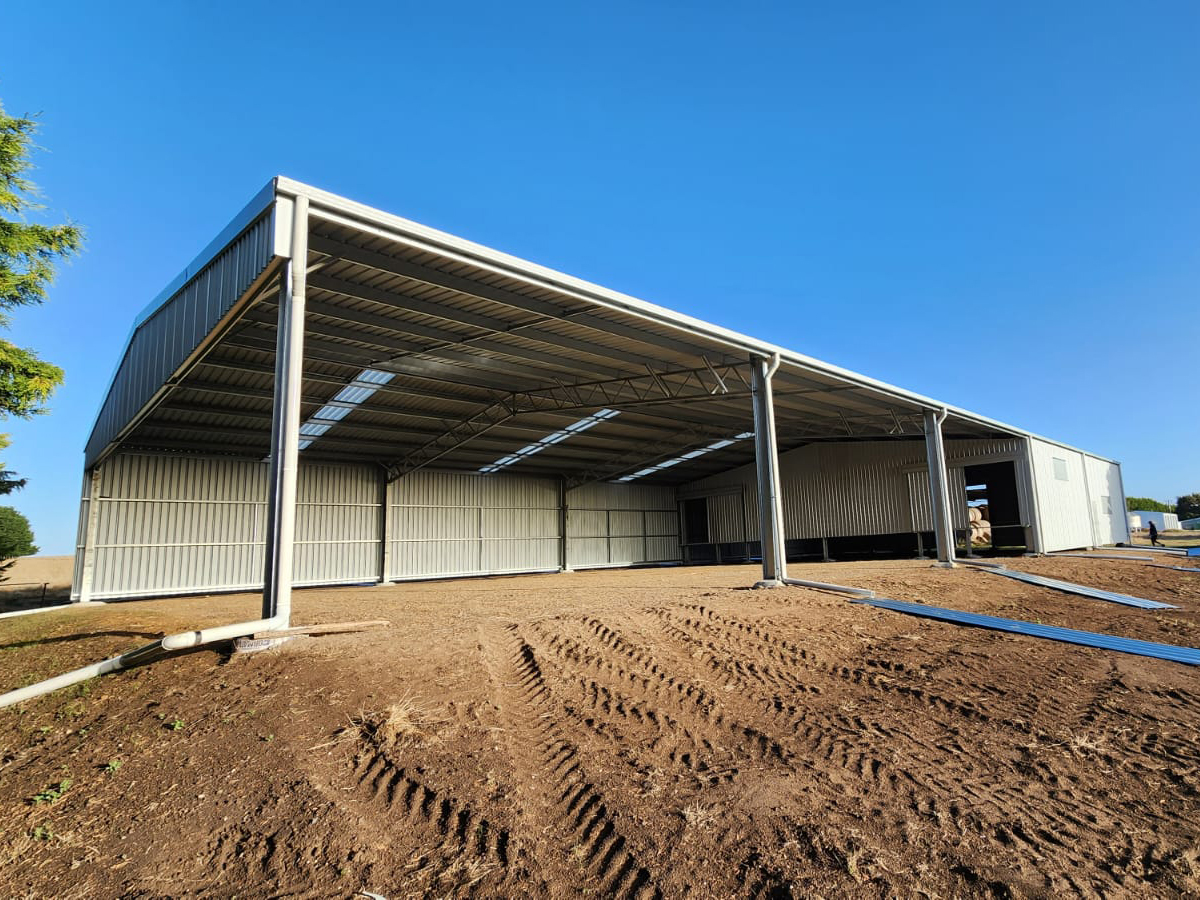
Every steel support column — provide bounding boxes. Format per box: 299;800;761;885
923;408;956;567
261;194;309;622
558;476;569;572
751;355;787;586
75;467;102;602
378;469;392;584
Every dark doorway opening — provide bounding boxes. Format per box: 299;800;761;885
681;498;716;563
963;461;1026;555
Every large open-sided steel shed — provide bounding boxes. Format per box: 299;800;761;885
73;178;1129;608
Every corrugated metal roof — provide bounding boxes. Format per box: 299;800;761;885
85;176;1119;480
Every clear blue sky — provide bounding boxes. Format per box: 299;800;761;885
3;1;1198;554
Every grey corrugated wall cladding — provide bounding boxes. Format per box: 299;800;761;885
84;212;276;467
683;438;1025;541
565;482;680;568
80;453;380;599
388;470;561;580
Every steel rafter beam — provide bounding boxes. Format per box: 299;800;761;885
567;412;927;489
300;295;632;381
565;423;748;488
196;356;500;406
308;233;716;359
385;360;748;480
309;272;672;370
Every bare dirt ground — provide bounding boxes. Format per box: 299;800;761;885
1;557;1198;899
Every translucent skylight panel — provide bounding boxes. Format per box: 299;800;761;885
300;368;397;451
357;369;395;385
613;430;753;482
333;385;375;404
313;404;352;421
479;409;620;473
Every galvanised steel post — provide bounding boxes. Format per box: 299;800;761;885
378;468;392;584
751;354;787;586
923;408;956;567
75;467;102;602
261;194;309;623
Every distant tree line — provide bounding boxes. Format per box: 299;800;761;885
1126;494;1200;522
1177;493;1200;521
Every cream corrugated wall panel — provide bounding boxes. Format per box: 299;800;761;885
906;467;970;532
483;507;557;538
81;453;381;599
568;537;611;566
707;491;746;543
647;536;682;560
646;511;678;537
567;510;609;538
390;470;561;579
70;474;90;599
294;463;380;585
396;506;478;540
568;482;676;512
1083;455;1128;546
609;510;646;535
682;439;1022;542
565;483;679;568
483;539;559;572
1028;439;1094;552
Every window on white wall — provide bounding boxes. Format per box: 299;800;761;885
1052;457;1069;481
1099;495;1112;515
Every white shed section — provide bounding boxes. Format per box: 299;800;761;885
1027;439;1129;552
1130;510;1181;532
75;177;1130;605
1083;454;1130;545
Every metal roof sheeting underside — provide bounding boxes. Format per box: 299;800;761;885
99;178;1043;485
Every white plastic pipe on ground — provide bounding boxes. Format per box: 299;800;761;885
0;613;288;710
0;601;106;621
782;577;875;599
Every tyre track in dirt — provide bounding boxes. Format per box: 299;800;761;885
678;603;1200;781
521;615;913;894
480;623;660;900
535;659;741;788
667;604;1015;732
525;617;789;769
613;603;1155;896
545;613;955;824
349;749;512;867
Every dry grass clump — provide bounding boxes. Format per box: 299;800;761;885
680;803;719;829
357;692;442;748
